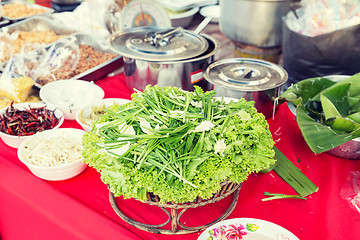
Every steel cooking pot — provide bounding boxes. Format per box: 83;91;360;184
219;0;300;47
108;26;218;91
52;0;83;4
203;58;288;118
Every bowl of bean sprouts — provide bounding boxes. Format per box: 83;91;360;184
17;128;87;181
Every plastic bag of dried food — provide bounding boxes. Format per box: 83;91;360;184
3;54;38;79
19;43;47;78
341;171;360;214
1;42;46;80
34;38;80;86
19;42;47;61
0;56;35;103
0;33;14;63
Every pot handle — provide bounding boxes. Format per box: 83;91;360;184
144;27;184;47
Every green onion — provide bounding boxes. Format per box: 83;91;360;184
262;192;307;201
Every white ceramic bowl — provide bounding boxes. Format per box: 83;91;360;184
170;7;199;28
39;79;105;120
0;102;64;148
75;98;130;131
200;5;220;23
17;128;87;181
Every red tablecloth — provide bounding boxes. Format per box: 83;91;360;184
1;75;359;240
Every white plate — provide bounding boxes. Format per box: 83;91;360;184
197;218;299;240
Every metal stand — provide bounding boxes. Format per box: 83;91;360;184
109;181;241;235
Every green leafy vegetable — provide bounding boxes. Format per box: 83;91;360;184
82;85;275;203
280;73;360;153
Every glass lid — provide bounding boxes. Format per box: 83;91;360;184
109;26;209;62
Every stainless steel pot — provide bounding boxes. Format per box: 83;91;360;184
108;27;218;91
219;0;300;47
52;0;82;4
203;58;288;118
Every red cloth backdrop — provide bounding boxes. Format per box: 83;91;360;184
0;74;359;240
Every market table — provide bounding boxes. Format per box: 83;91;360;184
1;73;359;240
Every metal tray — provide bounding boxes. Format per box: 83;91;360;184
1;20;123;86
0;18;10;28
0;16;77;64
1;15;77;35
1;1;54;22
31;33;123;87
68;33;123;82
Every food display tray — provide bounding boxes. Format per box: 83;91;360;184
0;19;10;28
0;16;78;70
1;1;54;22
0;18;123;86
68;33;123;82
1;15;77;36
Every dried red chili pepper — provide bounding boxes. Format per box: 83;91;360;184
0;103;62;136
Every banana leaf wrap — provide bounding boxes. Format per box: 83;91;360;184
82;85;275;204
281;73;360;154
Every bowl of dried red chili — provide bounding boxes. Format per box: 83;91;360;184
0;102;64;148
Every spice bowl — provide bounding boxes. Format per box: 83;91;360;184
17;128;87;181
0;102;64;148
76;98;130;131
169;7;199;28
39;79;105;120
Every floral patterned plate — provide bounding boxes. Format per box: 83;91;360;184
197;218;300;240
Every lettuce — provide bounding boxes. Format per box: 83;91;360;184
82;85;275;203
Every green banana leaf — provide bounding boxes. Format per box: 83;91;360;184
296;104;357;153
281;73;360;154
349;112;360;123
348;96;360;112
320;83;350;119
312;73;360;101
326;117;360;136
281;77;336;105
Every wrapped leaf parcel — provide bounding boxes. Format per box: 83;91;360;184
82;85;275;203
281;73;360;154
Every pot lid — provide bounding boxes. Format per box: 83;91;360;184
109;26;209;62
203;58;288;91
